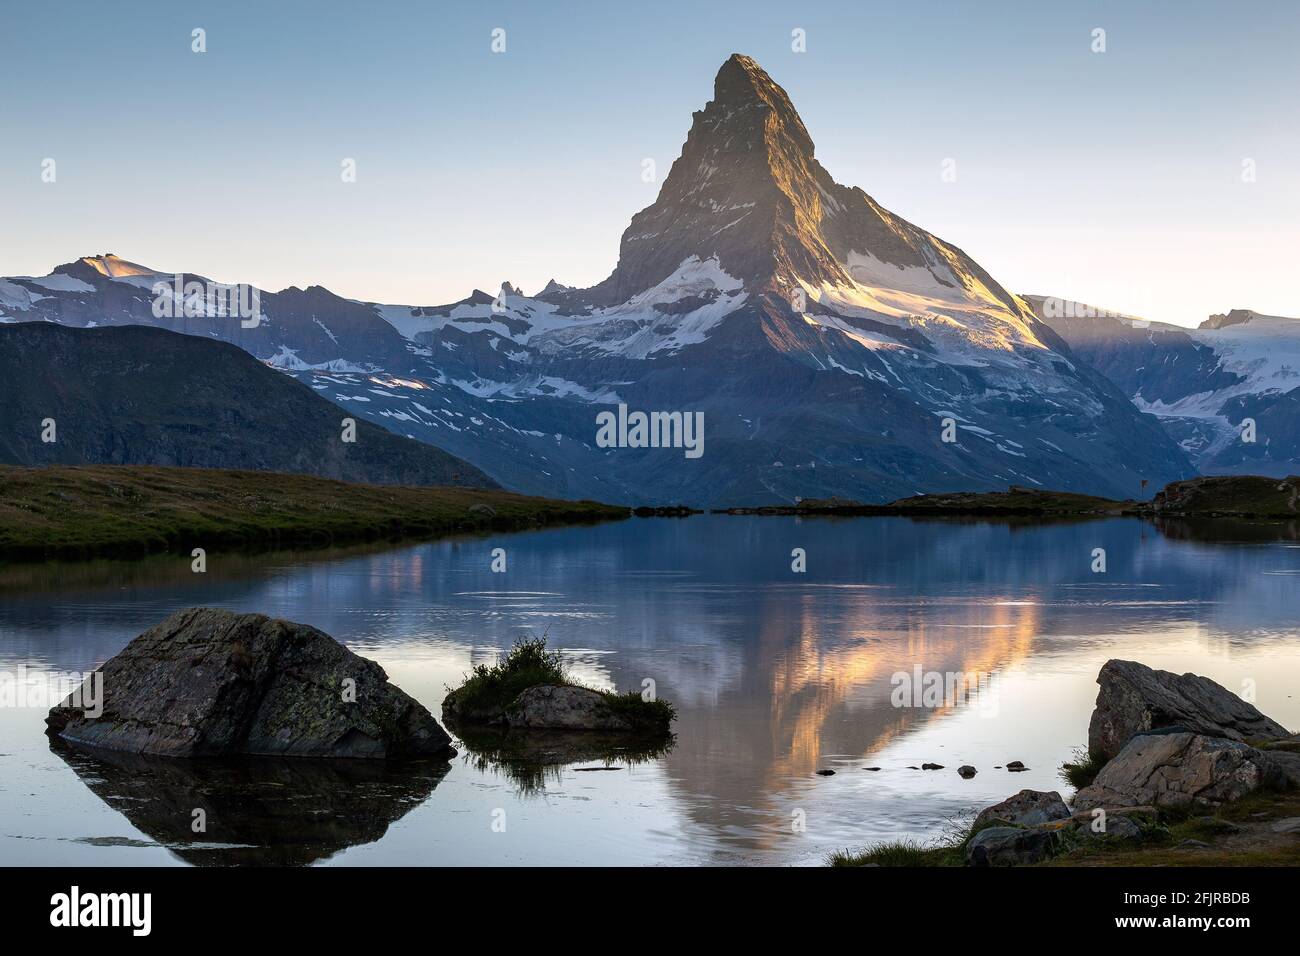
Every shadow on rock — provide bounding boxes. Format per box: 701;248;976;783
51;738;451;866
450;723;674;796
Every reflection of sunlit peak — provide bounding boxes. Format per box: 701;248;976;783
751;590;1045;849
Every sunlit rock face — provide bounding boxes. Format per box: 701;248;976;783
1;56;1194;505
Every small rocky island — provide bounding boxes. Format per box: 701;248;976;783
442;637;675;735
46;607;457;760
834;659;1300;867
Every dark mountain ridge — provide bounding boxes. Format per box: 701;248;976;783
0;323;495;488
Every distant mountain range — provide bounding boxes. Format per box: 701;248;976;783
0;323;494;488
11;54;1291;504
1028;298;1300;478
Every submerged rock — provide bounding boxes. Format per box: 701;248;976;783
45;607;455;759
1073;732;1285;811
972;789;1071;832
1088;659;1289;761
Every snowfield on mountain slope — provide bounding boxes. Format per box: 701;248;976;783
1128;314;1300;418
370;255;746;360
796;247;1056;370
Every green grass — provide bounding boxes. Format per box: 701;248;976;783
444;636;676;733
445;636;570;720
1059;747;1105;789
1149;475;1300;517
829;839;965;867
0;464;627;562
602;690;677;731
829;816;974;867
887;487;1128;516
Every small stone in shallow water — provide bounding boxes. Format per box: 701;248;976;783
1006;760;1029;771
863;766;881;771
815;769;835;776
921;763;943;770
958;765;977;778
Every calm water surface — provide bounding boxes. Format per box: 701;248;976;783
2;515;1298;866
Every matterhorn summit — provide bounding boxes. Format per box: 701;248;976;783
0;55;1194;504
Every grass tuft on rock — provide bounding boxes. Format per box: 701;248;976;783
449;637;568;717
444;636;675;732
601;690;676;732
1059;746;1105;789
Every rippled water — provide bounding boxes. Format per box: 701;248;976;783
2;515;1298;866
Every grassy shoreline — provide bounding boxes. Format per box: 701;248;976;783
0;465;628;562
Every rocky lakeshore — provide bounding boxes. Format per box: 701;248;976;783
833;660;1300;867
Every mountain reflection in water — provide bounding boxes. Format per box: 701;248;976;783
3;515;1299;865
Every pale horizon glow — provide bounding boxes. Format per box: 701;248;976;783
2;1;1296;328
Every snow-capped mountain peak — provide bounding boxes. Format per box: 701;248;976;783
1;56;1197;505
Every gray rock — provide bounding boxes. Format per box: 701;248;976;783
45;608;455;759
972;789;1071;832
958;765;977;779
1074;813;1144;842
965;826;1061;866
1088;659;1289;761
1073;732;1285;811
921;762;944;770
1270;817;1300;835
1256;741;1300;787
1069;804;1157;827
505;684;635;731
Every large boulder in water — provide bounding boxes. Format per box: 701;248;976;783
1073;732;1286;811
1088;659;1289;761
45;607;455;759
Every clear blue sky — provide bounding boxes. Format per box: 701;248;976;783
2;0;1296;326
